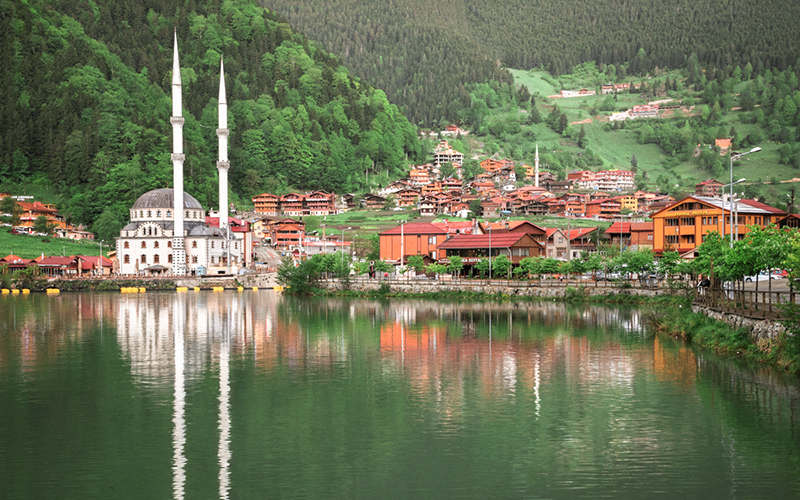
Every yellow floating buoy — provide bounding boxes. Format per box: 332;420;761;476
194;287;201;291
138;287;146;293
22;289;30;294
46;288;60;294
273;285;284;292
252;287;258;291
176;287;188;292
237;286;244;292
1;289;10;295
212;286;225;292
11;289;20;295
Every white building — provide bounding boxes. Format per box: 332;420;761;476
116;34;243;276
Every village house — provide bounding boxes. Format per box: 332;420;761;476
715;138;732;155
612;195;638;212
252;193;280;216
280;193;305;217
545;228;597;260
305;191;336;216
409;168;431;186
585;198;622;219
695;179;724;198
604;222;655;249
270;218;305;250
651;196;785;257
433;140;464;166
436;233;543;274
379;222;448;264
560;89;596;98
361;193;387;210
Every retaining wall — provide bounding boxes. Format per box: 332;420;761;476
692;305;788;341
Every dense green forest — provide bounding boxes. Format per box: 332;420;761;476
0;0;424;240
262;0;800;126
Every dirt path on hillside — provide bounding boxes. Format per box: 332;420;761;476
570;118;593;125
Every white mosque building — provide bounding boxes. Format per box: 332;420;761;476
116;34;242;276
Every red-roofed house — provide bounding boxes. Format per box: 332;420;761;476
437;233;543;273
379;223;448;263
252;193;280;215
545;228;597;260
604;222;654;249
36;256;81;277
715;138;732;155
695;179;724;197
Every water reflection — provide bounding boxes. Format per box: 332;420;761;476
1;293;800;498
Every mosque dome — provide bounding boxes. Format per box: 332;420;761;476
132;188;204;210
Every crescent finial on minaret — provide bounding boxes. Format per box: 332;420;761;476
219;57;227;105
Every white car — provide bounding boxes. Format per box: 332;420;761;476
744;273;770;282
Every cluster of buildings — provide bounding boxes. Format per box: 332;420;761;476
0;253;113;277
251;191;336;217
1;194;95;240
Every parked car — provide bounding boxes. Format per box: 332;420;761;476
770;270;788;279
744;272;770;282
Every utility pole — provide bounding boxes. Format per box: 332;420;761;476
790;187;796;214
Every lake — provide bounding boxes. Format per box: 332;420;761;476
1;291;799;499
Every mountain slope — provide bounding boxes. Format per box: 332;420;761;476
262;0;800;125
0;0;424;240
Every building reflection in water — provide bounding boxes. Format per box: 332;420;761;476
5;292;799;494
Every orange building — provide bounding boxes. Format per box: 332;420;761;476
18;200;66;229
651;196;785;255
379;222;448;263
252;193;279;215
585;198;621;219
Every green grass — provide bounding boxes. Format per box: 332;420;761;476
508;69;558;96
0;230;108;259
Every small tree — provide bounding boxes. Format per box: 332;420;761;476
493;255;512;279
33;215;55;235
407;254;426;275
475;257;492;278
0;196;22;227
426;262;449;279
447;256;463;278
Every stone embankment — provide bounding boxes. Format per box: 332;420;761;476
323;279;666;298
692;305;788;341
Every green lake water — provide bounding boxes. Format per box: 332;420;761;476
1;291;799;499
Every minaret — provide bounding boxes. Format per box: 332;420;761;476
534;144;540;188
171;31;187;275
217;58;229;231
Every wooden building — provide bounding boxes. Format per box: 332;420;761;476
379;222;448;264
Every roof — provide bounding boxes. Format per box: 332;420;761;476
432;221;475;235
546;227;597;240
132;189;203;210
652;196;786;218
380;222;447;236
437;233;540;249
715;138;732;149
604;222;654;234
481;220;546;233
37;256;78;266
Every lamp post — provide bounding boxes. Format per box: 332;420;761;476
722;177;746;242
98;240;104;276
729;146;760;244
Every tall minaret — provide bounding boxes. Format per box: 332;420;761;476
171;31;187;275
534;144;540;188
217;58;229;231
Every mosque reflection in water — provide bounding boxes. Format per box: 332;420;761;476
2;291;799;498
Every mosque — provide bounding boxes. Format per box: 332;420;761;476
116;34;243;276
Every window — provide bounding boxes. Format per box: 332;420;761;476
124;255;130;264
192;256;198;264
665;235;678;244
558;237;564;243
168;254;173;263
428;236;436;245
141;241;146;248
680;217;695;226
124;241;130;249
141;254;147;264
211;241;215;249
153;254;160;264
168;241;172;248
665;218;679;227
154;241;159;248
146;210;151;218
192;241;197;248
157;210;161;217
167;210;171;217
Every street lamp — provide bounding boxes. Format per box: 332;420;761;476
722;177;746;241
729;146;760;244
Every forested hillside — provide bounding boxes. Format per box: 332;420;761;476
262;0;800;126
0;0;424;240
